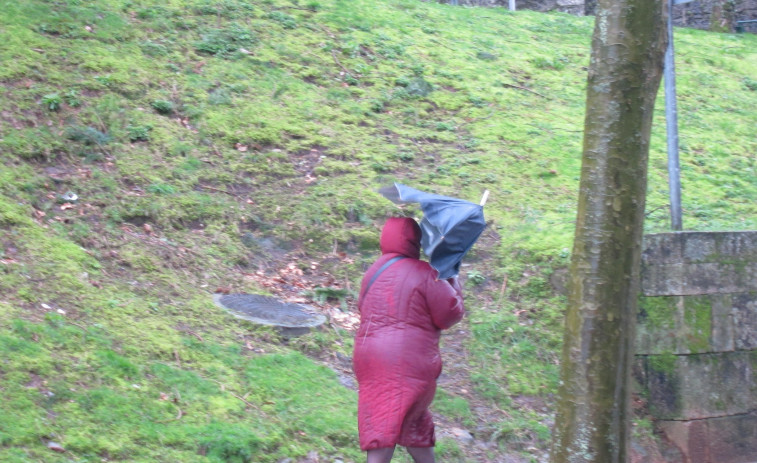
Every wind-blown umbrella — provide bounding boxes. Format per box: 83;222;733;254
379;183;487;279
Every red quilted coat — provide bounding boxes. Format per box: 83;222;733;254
353;217;465;451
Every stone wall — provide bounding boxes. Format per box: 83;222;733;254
425;0;588;15
429;0;757;32
673;0;757;33
635;231;757;463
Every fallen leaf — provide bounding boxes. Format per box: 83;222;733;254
47;441;65;453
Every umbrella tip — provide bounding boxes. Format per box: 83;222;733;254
480;190;490;207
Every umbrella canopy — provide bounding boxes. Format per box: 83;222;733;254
379;183;486;279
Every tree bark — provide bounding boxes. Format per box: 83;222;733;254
550;0;667;462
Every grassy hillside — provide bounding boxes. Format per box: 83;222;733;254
1;0;756;461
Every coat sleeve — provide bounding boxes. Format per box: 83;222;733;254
424;275;464;330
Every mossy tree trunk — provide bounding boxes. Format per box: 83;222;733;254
550;0;667;462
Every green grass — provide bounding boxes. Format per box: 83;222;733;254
1;0;756;460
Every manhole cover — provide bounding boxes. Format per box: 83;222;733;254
213;293;326;328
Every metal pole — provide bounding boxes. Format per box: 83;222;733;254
509;0;516;11
664;0;683;231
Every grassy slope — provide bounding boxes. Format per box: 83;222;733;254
1;0;756;461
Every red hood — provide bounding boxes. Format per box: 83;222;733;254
380;217;422;259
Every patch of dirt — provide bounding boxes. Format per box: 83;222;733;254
437;321;549;462
292;146;327;178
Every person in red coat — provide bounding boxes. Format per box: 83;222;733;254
353;217;465;463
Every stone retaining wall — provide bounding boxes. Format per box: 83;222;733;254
635;231;757;463
428;0;757;32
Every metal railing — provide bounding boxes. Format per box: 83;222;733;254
735;20;757;33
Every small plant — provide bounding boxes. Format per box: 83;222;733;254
126;124;151;142
66;125;111;146
531;55;568;70
468;95;487;107
64;89;81;107
194;25;256;58
477;51;497;61
369;99;386;113
151;99;174;114
406;77;433;97
311;286;348;303
94;74;113;87
147;183;176;195
370;161;390;172
140;40;169;57
744;77;757;91
267;11;297;29
41;93;62;111
194;0;255;18
394;149;415;162
208;88;232;105
466;270;486;286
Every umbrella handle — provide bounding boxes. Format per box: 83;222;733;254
480;190;490;207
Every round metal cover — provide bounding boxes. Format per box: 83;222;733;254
213;293;326;328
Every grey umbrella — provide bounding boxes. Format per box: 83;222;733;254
379;183;487;279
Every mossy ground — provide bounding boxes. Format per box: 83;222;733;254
1;0;756;461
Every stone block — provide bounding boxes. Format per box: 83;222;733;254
733;292;757;350
657;413;757;463
636;296;679;355
637;292;757;355
657;420;707;463
636;295;711;355
641;232;757;296
708;413;757;463
711;293;735;352
641;262;757;296
642;232;757;265
635;352;757;420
